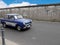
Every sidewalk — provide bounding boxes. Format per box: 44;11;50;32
0;37;18;45
0;37;2;45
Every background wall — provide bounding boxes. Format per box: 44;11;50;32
0;5;60;21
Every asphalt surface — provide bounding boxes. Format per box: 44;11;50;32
0;21;60;45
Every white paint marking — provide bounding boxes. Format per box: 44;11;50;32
6;22;16;26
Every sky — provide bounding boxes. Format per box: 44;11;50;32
3;0;60;5
0;0;60;8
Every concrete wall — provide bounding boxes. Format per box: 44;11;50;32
0;5;60;21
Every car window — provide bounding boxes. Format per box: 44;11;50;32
8;16;14;20
17;15;23;19
4;15;8;19
15;15;23;19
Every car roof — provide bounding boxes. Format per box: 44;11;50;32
6;14;19;16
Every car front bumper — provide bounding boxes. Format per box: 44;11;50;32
23;24;31;29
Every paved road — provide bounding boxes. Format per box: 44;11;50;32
0;21;60;45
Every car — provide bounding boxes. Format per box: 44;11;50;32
0;14;32;31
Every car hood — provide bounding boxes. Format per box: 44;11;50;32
16;18;32;23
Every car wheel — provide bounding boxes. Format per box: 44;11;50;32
3;23;6;28
17;26;21;31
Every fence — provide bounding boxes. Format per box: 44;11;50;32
0;4;60;21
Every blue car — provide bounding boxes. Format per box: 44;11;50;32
0;14;32;31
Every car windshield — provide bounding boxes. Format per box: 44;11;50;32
15;15;23;19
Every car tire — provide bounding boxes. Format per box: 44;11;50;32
16;25;21;31
2;23;6;28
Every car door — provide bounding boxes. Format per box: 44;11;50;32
5;15;16;27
